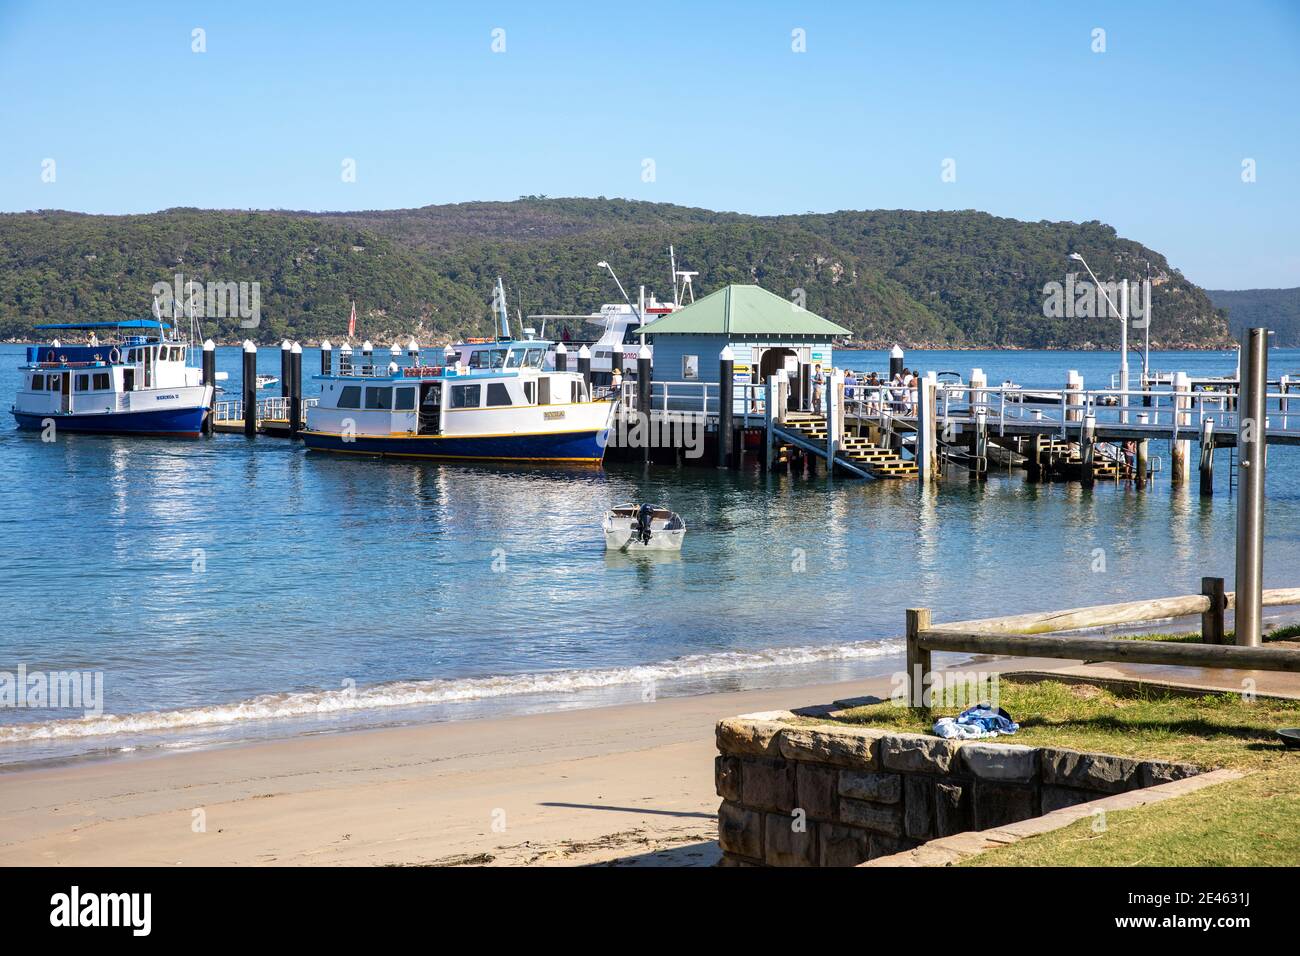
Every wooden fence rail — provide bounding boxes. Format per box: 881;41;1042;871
905;579;1300;709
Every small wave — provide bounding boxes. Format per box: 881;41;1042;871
0;639;903;743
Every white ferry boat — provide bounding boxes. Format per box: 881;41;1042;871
302;281;616;463
11;319;214;437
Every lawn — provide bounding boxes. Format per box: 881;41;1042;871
816;678;1300;865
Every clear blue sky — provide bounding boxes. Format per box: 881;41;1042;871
1;0;1296;288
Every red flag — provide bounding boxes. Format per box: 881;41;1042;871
347;301;357;338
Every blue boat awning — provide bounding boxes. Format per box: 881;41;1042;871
35;319;171;331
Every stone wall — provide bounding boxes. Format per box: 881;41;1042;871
715;713;1200;867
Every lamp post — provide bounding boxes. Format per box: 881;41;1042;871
1070;253;1130;424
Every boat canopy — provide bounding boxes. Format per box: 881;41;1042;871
35;319;172;331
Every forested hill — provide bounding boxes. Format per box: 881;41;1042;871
0;198;1230;348
1207;287;1300;346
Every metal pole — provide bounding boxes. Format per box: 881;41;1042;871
718;347;734;468
1234;327;1268;647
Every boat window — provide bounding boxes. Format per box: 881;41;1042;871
524;381;535;404
504;349;522;368
366;386;393;410
450;384;481;409
486;382;512;407
93;372;110;390
525;347;546;368
394;386;416;410
337;385;362;409
30;374;44;390
75;374;90;391
48;376;61;391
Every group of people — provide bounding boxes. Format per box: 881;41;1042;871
809;364;920;415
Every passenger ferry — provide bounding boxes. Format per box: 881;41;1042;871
302;281;616;463
11;319;214;437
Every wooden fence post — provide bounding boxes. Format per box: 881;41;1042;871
906;608;932;710
1201;576;1226;645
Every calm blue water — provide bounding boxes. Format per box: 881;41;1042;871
2;344;1298;766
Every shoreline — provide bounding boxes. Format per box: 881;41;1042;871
4;655;1297;867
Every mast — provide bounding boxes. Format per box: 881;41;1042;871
494;277;511;340
669;245;679;307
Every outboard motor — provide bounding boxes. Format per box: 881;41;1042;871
636;503;654;545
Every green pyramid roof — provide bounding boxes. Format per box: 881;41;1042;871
639;284;851;337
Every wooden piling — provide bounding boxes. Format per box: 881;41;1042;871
280;340;292;398
289;342;303;439
1199;418;1215;497
906;608;932;711
578;345;592;394
637;346;651;466
1171;371;1192;485
1201;577;1226;645
201;339;216;436
1081;416;1097;487
554;342;567;372
241;340;258;438
1027;433;1045;482
718;347;734;469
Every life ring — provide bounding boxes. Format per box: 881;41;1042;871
109;347;121;364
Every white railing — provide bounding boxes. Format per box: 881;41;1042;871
212;397;318;423
929;384;1298;440
617;380;769;425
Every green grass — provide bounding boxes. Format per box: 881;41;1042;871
810;680;1300;865
1114;622;1300;644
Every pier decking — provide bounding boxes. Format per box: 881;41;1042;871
613;371;1298;489
212;396;317;435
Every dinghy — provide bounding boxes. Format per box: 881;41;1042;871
603;504;686;552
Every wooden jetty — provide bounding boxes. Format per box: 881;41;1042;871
613;355;1297;493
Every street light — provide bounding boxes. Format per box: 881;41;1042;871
1070;252;1131;423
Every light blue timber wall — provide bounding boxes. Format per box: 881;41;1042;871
649;334;837;386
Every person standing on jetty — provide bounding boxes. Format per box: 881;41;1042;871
813;364;824;414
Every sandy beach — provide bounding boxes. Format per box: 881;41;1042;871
3;655;1297;868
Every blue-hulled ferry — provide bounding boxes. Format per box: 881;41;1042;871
11;319;214;437
302;281;616;463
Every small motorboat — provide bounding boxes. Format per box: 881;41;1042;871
603;503;686;552
257;374;279;389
